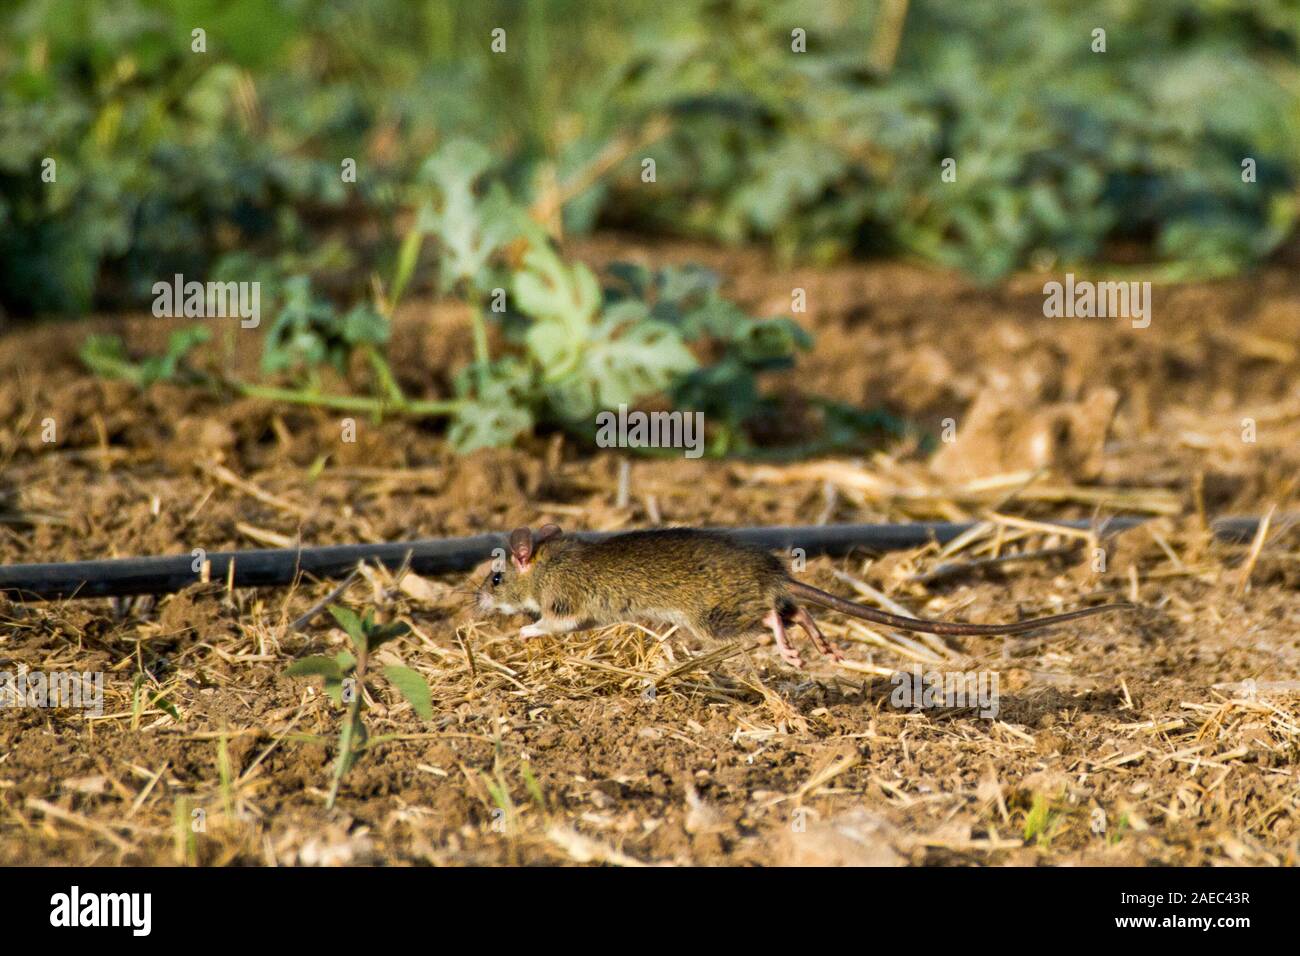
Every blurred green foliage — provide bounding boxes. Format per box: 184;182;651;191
260;275;389;377
603;0;1300;276
80;323;210;387
79;139;822;455
3;0;1299;316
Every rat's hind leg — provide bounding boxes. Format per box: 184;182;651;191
763;608;804;669
792;605;844;662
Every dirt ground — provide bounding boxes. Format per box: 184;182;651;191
1;237;1298;866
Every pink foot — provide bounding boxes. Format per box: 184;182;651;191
764;608;804;669
794;605;844;662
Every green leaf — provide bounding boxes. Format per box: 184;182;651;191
472;183;535;288
606;261;653;299
520;760;545;810
516;250;697;422
583;313;696;411
151;326;213;381
420;138;492;195
419;140;520;291
151;694;182;721
340;304;390;347
731;317;814;364
447;357;536;451
367;620;411;651
324;677;345;706
679;296;750;341
524;320;580;378
513;245;601;345
448;398;534;452
285;656;345;680
389;226;423;312
382;665;433;720
327;605;366;644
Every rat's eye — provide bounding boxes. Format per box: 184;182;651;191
491;571;503;587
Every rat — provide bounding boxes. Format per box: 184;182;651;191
476;525;1133;669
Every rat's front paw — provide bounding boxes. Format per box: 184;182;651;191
519;623;546;640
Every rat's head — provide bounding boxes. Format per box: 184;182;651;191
476;524;563;616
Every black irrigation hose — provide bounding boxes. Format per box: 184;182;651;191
0;515;1275;602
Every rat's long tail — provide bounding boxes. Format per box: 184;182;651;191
787;581;1132;636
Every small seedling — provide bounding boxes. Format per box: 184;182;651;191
130;671;181;729
1022;792;1064;847
285;605;431;809
173;796;198;866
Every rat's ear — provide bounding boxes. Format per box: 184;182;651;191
510;524;561;570
509;526;534;570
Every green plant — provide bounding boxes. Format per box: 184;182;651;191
515;246;698;419
445;356;538;452
260;276;388;379
606;262;814;452
75;136;873;456
77;246;853;455
478;750;548;849
130;670;181;729
7;0;1299;318
0;1;372;315
173;796;198;866
411;138;535;402
598;0;1300;278
229;274;463;419
284;605;429;809
408;153;829;453
1022;792;1064;847
79;326;211;389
